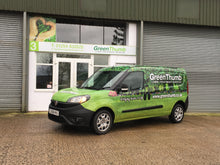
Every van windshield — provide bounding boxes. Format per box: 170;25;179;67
80;71;125;90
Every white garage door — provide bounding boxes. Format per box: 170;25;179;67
143;23;220;112
0;12;23;110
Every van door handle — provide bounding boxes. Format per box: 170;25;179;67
148;93;151;100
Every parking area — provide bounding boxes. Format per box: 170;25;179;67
0;112;219;165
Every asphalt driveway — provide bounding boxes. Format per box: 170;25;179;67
0;112;219;165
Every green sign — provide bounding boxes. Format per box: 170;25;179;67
29;41;39;51
29;41;136;56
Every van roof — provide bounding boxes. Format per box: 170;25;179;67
100;65;185;72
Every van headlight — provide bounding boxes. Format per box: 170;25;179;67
67;95;90;104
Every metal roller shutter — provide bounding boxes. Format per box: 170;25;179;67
0;13;23;111
143;23;220;112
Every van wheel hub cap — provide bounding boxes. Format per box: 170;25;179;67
174;107;183;121
97;113;110;132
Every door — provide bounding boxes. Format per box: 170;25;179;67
55;58;93;91
58;62;71;90
0;13;23;111
116;71;146;120
116;70;167;121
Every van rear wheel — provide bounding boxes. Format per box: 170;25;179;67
92;110;113;135
169;104;184;123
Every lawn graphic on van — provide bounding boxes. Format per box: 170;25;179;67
48;66;188;134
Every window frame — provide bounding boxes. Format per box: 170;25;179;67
56;23;80;43
35;53;56;92
55;19;126;45
93;55;109;72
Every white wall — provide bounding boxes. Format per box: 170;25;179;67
108;55;136;66
28;52;55;111
126;23;137;46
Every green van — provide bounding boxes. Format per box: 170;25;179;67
48;66;189;134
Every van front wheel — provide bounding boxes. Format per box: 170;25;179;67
169;104;184;123
92;110;113;135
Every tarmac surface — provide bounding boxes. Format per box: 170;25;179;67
0;112;219;165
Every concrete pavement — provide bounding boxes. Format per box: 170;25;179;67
0;112;219;165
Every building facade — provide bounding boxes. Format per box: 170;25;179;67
0;0;219;112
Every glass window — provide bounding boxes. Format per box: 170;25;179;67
37;53;53;64
36;53;53;89
77;63;89;87
121;72;144;91
81;71;125;90
55;18;126;45
104;27;125;45
56;23;80;43
36;65;53;89
94;55;108;65
58;62;70;90
81;25;103;44
57;54;90;59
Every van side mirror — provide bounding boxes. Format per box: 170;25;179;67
120;84;129;92
116;84;129;93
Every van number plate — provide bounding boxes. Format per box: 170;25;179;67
49;109;59;116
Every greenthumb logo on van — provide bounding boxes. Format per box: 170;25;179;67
150;73;182;83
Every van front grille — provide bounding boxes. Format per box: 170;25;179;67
50;100;79;109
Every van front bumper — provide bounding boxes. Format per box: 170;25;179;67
48;101;94;127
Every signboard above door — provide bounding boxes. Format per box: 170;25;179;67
29;41;136;56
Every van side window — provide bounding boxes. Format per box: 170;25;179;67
121;72;144;91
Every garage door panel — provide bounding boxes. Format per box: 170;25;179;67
144;36;220;72
143;23;220;112
0;13;23;111
189;85;220;111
